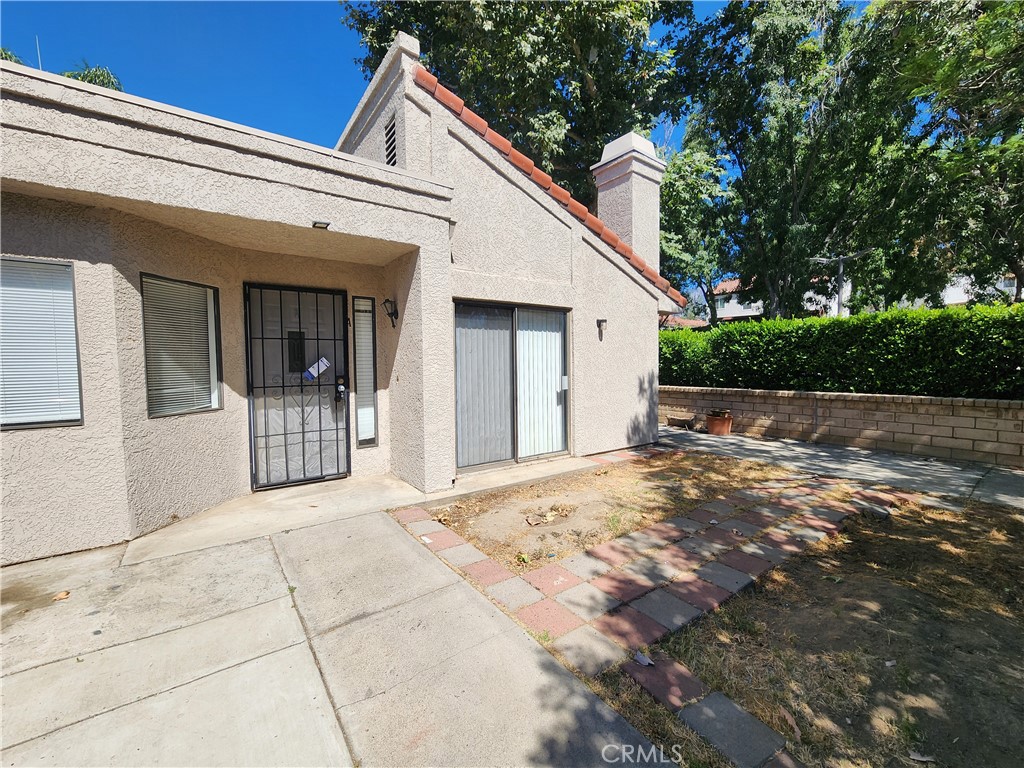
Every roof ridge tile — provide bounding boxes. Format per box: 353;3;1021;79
411;63;684;308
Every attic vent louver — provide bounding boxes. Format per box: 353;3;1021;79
384;116;397;166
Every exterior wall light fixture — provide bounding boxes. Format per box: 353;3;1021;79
312;221;331;229
381;298;399;327
597;318;607;340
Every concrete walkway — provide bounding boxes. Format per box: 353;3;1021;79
3;512;652;767
659;427;1023;508
4;433;1020;767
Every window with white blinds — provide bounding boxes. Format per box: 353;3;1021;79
141;275;221;417
352;296;377;447
0;258;82;427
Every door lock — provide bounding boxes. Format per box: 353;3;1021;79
335;376;346;403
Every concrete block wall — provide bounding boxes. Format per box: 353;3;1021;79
659;386;1024;469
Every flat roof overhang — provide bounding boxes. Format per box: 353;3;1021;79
1;63;453;265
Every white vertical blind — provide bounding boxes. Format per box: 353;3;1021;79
516;309;567;457
455;305;514;467
142;275;220;417
0;258;82;426
353;297;377;445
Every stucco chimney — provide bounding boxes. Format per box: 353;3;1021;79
591;133;667;274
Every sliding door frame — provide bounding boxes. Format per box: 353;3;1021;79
453;299;572;472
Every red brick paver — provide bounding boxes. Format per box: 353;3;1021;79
796;515;843;535
718;549;774;578
635;524;679;545
665;572;731;612
522;564;583;596
395;507;432;524
588;539;639;567
517;598;584;639
689;507;724;524
701;527;746;547
420;529;467;552
736;510;777;529
624;652;707;710
462;558;515;587
591;570;654;602
653;543;704;572
760;531;808;554
593;606;668;648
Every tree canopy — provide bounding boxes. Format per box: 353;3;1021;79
660;0;1022;314
343;0;684;207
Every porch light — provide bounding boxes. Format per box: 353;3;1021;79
311;221;331;229
597;318;607;331
382;297;399;328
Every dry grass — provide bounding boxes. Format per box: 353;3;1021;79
429;451;792;572
655;496;1024;768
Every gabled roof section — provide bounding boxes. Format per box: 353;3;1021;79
412;65;686;309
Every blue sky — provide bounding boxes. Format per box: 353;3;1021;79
1;2;369;147
2;1;726;149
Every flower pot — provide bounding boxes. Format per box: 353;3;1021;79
706;413;733;436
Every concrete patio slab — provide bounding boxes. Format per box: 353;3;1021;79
660;427;1024;506
2;538;287;677
335;628;655;767
271;512;460;633
311;580;507;708
4;644;351;767
121;473;425;565
1;597;303;748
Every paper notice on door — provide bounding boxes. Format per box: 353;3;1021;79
303;357;331;382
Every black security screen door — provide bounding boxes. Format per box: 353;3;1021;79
245;284;350;489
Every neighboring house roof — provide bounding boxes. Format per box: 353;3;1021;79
412;65;686;309
712;278;743;295
661;315;709;329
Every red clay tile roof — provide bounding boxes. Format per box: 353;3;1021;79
712;278;742;295
661;316;709;329
412;65;685;309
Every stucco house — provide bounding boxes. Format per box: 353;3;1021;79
0;33;684;566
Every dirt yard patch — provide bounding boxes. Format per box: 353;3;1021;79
647;496;1024;767
428;452;792;571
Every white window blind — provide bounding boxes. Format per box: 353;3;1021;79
352;297;377;446
142;275;220;417
0;258;82;427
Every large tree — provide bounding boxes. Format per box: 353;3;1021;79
668;0;932;318
659;140;736;326
343;0;685;207
866;0;1024;302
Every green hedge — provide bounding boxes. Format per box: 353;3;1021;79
659;305;1024;400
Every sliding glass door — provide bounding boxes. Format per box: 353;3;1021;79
455;303;568;469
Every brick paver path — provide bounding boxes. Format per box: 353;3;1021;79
391;445;909;768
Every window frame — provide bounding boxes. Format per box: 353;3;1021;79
352;295;379;448
140;272;224;419
0;256;85;430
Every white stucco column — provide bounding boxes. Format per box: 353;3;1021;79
591;133;667;274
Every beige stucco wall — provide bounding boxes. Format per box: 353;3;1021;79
400;84;663;460
1;196;132;563
0;193;436;562
1;50;663;564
